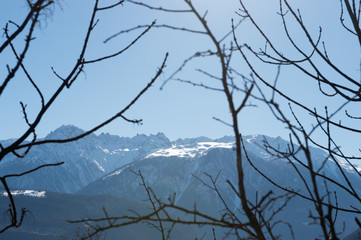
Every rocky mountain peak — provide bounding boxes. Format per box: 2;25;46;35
45;125;86;140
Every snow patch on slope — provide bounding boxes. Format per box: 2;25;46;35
246;134;259;143
93;159;105;172
146;142;234;158
104;163;135;179
1;190;46;198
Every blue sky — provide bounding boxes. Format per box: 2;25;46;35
1;0;360;156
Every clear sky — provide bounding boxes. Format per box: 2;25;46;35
0;0;360;157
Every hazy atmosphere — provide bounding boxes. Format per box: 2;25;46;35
1;0;361;239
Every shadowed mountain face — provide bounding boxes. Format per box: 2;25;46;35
1;126;360;239
0;192;198;240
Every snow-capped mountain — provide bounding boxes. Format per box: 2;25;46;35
1;125;358;195
78;133;347;205
78;134;361;239
0;125;171;193
1;126;360;239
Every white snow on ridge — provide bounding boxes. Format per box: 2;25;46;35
111;148;130;154
1;190;46;198
104;163;135;179
97;146;130;154
93;159;105;172
246;134;259;143
146;142;234;158
339;161;361;173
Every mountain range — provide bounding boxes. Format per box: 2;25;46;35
0;125;360;239
0;125;172;193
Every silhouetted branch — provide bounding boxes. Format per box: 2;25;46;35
0;0;166;234
15;53;168;149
